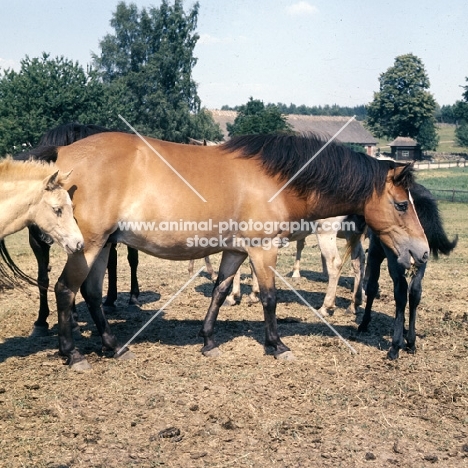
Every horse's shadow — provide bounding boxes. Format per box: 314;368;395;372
0;288;395;364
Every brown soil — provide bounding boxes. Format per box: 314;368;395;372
0;203;467;467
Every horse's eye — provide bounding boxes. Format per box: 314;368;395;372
394;201;408;212
53;207;63;217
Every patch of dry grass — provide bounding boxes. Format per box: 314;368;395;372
0;203;467;467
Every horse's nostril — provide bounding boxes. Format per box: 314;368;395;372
423;252;429;260
76;241;84;252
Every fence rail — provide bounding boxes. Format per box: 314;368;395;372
414;160;468;170
426;188;468;203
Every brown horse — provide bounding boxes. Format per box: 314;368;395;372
30;132;429;369
0;158;84;287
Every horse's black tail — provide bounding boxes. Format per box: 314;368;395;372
0;240;37;289
13;145;59;163
412;183;458;259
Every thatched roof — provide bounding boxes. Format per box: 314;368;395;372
389;137;419;147
209;110;378;146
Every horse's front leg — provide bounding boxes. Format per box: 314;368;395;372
406;263;426;354
28;226;51;336
248;247;293;359
292;238;306;278
199;251;247;356
387;255;408;360
347;234;365;315
103;243;118;308
127;247;140;305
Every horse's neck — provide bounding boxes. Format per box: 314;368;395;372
0;180;42;239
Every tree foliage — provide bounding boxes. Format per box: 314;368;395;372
92;0;222;142
227;98;292;137
454;77;468;148
0;54;108;155
366;53;439;150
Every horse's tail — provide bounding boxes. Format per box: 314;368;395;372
0;240;37;289
412;183;458;259
13;145;59;163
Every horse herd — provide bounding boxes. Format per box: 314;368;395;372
0;123;457;370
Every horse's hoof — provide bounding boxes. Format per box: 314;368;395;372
70;359;92;371
247;293;260;304
129;296;141;307
115;349;136;361
386;349;400;360
291;272;301;279
30;326;49;338
345;306;357;315
319;307;334;317
406;345;416;355
222;296;238;307
202;347;221;358
357;324;368;333
274;351;296;361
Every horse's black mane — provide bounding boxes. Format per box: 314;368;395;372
411;183;458;258
222;133;414;202
14;122;112;162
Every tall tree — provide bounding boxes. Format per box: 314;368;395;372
366;53;439;150
454;77;468;148
0;54;107;156
92;0;222;142
227;98;291;137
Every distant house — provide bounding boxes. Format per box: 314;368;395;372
389;137;422;161
209;110;378;156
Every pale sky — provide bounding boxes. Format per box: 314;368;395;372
0;0;467;109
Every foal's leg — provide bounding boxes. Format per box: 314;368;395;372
127;247;140;305
199;251;248;356
292;238;306;278
346;234;365;315
204;256;217;281
386;252;408;360
316;232;342;316
358;237;385;332
28;227;51;335
103;243;118;308
406;263;426;354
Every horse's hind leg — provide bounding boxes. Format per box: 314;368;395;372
292;238;305;278
199;251;248;356
316;232;342;316
224;267;242;306
28;227;51;336
406;263;426;354
127;247;140;305
204;256;217;281
346;234;365;315
81;245;132;359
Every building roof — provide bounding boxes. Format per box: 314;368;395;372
389;137;419;147
209;110;378;145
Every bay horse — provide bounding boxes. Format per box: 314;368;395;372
29;132;429;369
0;158;84;287
358;183;457;359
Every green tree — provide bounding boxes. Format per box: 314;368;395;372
454;77;468;148
366;53;439;150
227;98;292;137
0;53;108;156
92;1;222;142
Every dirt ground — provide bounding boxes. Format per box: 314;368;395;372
0;202;467;468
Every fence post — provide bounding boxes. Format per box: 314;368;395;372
452;189;455;202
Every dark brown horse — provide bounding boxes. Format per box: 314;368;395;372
29;132;429;369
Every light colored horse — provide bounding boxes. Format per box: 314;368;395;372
0;158;83;250
225;215;367;316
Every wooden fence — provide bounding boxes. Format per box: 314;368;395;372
414;160;468;170
427;189;468;203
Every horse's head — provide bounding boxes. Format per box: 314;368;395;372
35;171;84;254
364;163;429;268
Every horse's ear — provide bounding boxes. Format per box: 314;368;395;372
393;163;415;189
58;170;73;183
43;171;60;191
